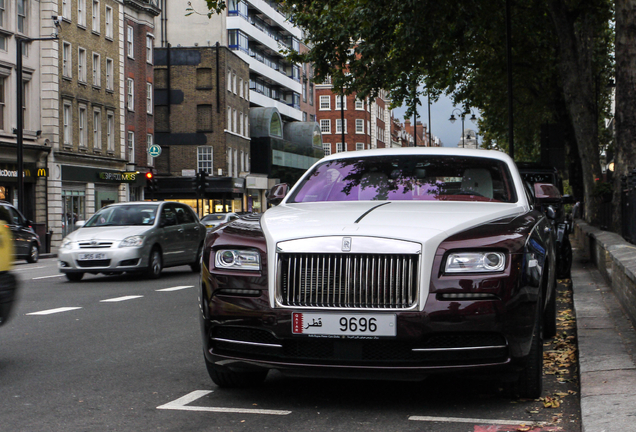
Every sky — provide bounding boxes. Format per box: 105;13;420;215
391;94;481;148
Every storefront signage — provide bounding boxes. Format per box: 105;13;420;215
97;171;137;182
0;164;42;179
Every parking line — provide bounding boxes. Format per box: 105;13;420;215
100;295;144;302
409;416;546;426
156;286;194;292
157;390;292;415
32;275;65;280
26;307;82;315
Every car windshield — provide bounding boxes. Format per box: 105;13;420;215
202;215;228;222
288;155;517;203
84;205;159;227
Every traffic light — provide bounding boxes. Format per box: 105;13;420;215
197;170;209;196
192;171;201;193
145;171;159;193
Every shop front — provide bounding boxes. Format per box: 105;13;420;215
0;163;48;219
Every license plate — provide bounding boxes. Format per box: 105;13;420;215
78;253;106;260
292;312;396;337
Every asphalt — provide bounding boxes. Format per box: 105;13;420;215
29;247;636;431
572;247;636;432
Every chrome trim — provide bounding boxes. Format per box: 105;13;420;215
212;337;283;349
412;345;507;352
277;236;422;254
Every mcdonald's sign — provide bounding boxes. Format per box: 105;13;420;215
37;168;48;177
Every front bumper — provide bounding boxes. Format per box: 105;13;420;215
0;272;18;326
201;290;536;379
58;246;149;273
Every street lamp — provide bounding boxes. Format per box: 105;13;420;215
449;108;477;148
15;18;60;214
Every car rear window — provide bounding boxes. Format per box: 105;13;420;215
288;155;518;203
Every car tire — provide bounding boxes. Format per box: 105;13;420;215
204;356;268;388
513;302;544;399
190;242;203;273
26;243;39;263
147;248;163;279
65;272;84;282
557;236;572;279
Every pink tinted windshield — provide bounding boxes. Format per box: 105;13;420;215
288;155;517;203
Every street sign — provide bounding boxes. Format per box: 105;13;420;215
148;144;162;157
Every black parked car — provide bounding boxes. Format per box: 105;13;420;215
0;201;41;263
517;163;573;279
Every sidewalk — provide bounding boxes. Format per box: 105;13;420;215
572;249;636;432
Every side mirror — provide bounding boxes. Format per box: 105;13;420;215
546;205;557;220
75;220;86;228
267;183;289;206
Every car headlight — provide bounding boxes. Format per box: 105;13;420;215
445;251;506;273
215;249;260;271
59;238;73;250
119;235;145;248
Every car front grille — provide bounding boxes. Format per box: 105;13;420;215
79;242;113;249
277;253;418;309
77;259;111;268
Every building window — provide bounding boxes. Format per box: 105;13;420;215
106;58;113;90
0;35;6;52
147;134;154;166
92;0;100;32
92;53;100;86
245;81;249;101
21;80;28;128
227;106;231;130
355;98;364;110
0;0;5;28
106;112;114;152
322;142;331;156
226;148;232;177
233;73;237;94
17;0;26;34
336;95;346;110
63;103;72;146
196;105;213;132
78;48;87;82
79;106;87;147
0;77;4;130
244;115;249;137
146;35;153;64
336;142;345;153
227;70;232;91
303;112;307;122
105;6;112;38
239;78;243;98
146;82;152;114
355;119;364;134
319;95;330;110
336;119;347;134
320;119;331;134
309;84;314;105
127;78;134;110
356;142;364;151
127;26;134;58
239;112;244;136
233;109;237;133
78;0;86;27
62;0;70;19
198;147;213;174
127;131;135;163
63;42;72;78
93;109;101;150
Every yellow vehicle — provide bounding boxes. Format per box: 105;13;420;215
0;223;18;326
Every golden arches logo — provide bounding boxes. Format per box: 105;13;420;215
37;168;48;177
23;169;31;177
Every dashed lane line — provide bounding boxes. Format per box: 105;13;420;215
156;286;194;292
32;275;65;280
157;390;292;415
409;416;547;427
100;295;144;302
26;307;82;315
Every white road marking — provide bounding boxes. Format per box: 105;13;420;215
156;286;194;292
32;275;65;280
14;266;46;271
157;390;292;415
26;307;82;315
409;416;544;426
100;295;144;302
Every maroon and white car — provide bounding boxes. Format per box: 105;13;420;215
199;147;557;398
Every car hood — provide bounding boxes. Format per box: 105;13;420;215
261;201;527;311
66;226;154;242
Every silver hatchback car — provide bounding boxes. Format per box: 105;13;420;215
58;202;206;281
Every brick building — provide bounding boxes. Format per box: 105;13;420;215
315;83;391;155
152;45;251;215
123;0;161;200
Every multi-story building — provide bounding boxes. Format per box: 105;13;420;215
0;1;49;239
316;84;391;155
123;0;161;200
43;0;138;246
152;45;253;215
390;116;414;148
